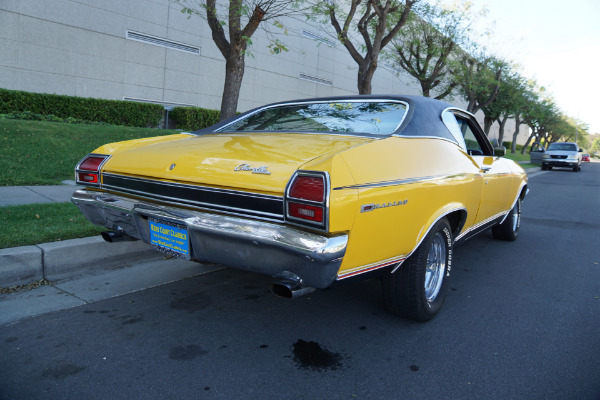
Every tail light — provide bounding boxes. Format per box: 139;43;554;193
75;154;109;186
285;172;328;230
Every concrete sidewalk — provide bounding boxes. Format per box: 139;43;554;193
0;181;79;206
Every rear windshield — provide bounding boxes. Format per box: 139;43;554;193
548;143;577;151
216;101;408;136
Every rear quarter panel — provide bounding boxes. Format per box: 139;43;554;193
323;137;484;275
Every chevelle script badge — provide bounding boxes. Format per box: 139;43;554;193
234;164;271;175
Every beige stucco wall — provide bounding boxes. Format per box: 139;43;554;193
0;0;525;144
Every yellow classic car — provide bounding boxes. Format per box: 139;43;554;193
72;95;528;321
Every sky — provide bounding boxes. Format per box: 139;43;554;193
437;0;600;135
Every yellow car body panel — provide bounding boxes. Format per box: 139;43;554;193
327;137;484;275
98;132;372;196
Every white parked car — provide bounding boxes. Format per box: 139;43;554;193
542;142;583;172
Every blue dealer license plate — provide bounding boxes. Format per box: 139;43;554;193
149;219;189;258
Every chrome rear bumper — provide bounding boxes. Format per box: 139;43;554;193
71;189;347;289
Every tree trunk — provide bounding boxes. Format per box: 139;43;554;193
497;115;508;144
466;98;477;113
521;129;537;154
219;51;245;121
483;116;494;137
511;116;521;154
357;60;376;95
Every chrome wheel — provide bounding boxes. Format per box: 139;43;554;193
382;218;452;321
424;232;446;302
511;203;520;233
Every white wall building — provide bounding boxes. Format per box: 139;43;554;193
0;0;522;143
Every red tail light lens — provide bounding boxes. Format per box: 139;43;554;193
79;156;106;171
76;154;108;186
285;172;328;229
288;176;324;202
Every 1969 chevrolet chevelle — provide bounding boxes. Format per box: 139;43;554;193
72;95;528;321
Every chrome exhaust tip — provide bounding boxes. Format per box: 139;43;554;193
271;280;316;299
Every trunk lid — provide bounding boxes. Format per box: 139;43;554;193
101;132;372;194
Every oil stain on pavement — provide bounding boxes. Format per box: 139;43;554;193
292;339;345;371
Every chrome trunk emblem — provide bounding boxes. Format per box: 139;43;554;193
234;164;271;175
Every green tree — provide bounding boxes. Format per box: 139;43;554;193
451;45;505;114
590;137;600;154
312;0;417;94
480;68;526;143
520;89;560;154
390;0;475;99
175;0;303;120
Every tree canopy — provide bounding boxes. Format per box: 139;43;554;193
390;0;474;99
175;0;304;120
311;0;417;94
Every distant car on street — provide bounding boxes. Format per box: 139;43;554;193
542;142;583;171
582;153;590;162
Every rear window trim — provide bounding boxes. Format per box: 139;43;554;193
214;99;410;137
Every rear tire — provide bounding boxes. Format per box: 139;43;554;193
492;198;521;241
382;218;453;322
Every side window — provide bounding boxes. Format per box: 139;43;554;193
456;118;484;156
441;110;467;150
441;109;493;156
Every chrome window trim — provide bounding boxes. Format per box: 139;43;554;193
215;99;410;137
445;107;495;156
389;134;464;149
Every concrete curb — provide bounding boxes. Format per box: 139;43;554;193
0;237;159;287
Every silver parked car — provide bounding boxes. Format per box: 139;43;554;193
542;142;583;172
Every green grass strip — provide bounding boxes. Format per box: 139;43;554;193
0;202;104;249
0;119;179;186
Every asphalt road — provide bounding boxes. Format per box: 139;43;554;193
1;163;599;400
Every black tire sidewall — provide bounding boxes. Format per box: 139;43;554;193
492;198;520;241
384;218;453;321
